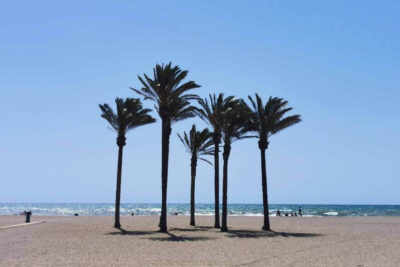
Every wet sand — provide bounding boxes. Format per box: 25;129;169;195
1;215;400;266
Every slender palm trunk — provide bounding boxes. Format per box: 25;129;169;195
190;156;197;226
260;146;270;231
115;136;126;229
160;119;171;233
213;137;220;228
221;143;231;232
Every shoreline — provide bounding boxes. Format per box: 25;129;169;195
3;214;400;218
2;203;400;217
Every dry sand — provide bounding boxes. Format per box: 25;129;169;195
1;215;400;266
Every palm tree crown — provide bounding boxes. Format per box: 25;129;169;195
196;94;237;140
247;94;301;148
178;125;214;164
99;97;156;143
131;62;200;123
220;99;253;145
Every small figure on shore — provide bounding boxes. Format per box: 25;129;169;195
294;212;298;216
299;206;303;217
276;209;281;216
172;212;178;216
131;212;135;216
25;210;32;223
74;213;79;216
285;212;289;217
290;212;294;217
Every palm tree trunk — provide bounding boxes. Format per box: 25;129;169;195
160;119;171;233
260;147;270;231
114;142;124;229
221;143;231;232
190;156;197;226
213;137;220;228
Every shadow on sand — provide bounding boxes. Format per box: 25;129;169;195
226;230;323;239
146;232;216;242
107;227;321;241
106;228;157;236
168;226;214;232
107;227;215;242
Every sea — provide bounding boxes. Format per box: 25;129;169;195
1;203;400;217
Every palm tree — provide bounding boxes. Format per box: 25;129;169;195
196;94;236;228
220;100;252;232
131;62;200;232
99;98;155;228
247;94;301;231
178;125;214;226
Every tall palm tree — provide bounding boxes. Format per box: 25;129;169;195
99;98;155;228
131;62;200;232
196;94;236;228
178;125;214;226
220;100;252;232
247;94;301;231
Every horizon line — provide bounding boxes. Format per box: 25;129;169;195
1;202;400;206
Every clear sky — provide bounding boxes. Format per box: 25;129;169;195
0;0;399;204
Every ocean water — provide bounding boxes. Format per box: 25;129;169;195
1;203;400;217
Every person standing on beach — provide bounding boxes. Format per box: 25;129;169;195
299;206;302;216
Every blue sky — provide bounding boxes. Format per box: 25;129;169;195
0;0;399;204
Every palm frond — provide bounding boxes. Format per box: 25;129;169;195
220;99;253;144
271;115;301;135
196;93;237;139
99;103;119;132
198;157;213;165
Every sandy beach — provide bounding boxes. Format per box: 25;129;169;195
1;216;400;266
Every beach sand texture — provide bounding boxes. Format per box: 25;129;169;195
1;215;400;266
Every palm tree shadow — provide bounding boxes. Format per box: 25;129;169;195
106;228;157;236
227;229;323;239
169;226;213;232
274;231;322;238
145;232;216;242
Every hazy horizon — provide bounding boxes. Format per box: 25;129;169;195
2;202;400;206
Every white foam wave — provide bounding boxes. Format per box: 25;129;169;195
324;211;338;216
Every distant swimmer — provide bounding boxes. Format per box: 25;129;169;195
299;206;303;217
276;209;281;217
